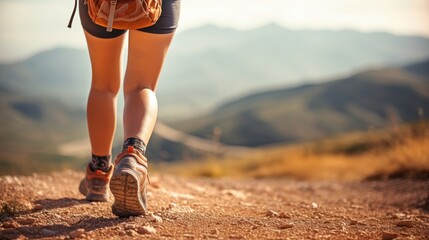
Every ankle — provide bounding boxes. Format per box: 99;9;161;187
122;137;146;156
90;154;111;172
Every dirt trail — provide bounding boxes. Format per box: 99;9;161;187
0;171;428;239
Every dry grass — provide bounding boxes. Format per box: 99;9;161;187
155;120;429;181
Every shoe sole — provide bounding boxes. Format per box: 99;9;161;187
110;167;147;217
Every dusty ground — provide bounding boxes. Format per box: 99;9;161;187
0;170;428;239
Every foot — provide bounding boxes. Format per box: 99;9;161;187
79;163;114;202
110;146;149;217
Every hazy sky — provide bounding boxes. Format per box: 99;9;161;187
0;0;428;62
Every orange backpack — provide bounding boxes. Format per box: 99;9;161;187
68;0;162;32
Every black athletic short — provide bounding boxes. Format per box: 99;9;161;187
79;0;181;38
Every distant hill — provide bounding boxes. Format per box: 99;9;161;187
0;86;87;174
176;59;429;146
158;24;429;119
0;47;91;110
1;25;429;120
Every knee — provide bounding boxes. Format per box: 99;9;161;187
123;72;158;95
124;86;157;100
124;84;156;97
90;77;121;95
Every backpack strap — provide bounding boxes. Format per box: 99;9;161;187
67;0;78;28
106;0;118;32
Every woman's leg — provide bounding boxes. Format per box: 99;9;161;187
110;31;174;216
123;30;174;145
84;30;125;156
79;30;125;202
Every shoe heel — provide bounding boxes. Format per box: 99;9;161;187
79;170;111;202
110;157;147;217
86;193;109;202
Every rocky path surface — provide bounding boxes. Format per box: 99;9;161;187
1;171;428;239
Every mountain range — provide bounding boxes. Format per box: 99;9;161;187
175;59;429;146
158;24;429;119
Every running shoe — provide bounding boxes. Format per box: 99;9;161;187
110;146;149;217
79;163;114;202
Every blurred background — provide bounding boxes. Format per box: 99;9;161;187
0;0;428;180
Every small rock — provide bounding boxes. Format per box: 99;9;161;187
266;210;279;217
69;228;85;238
2;221;19;228
350;220;358;225
137;225;156;235
33;204;43;211
210;229;219;235
168;203;177;209
183;233;195;238
393;213;406;219
41;229;56;236
251;225;258;230
311;202;318;209
382;231;399;240
18;217;36;225
148;214;163;223
279;223;295;229
396;220;413;228
124;224;137;230
127;230;138;237
279;212;290;218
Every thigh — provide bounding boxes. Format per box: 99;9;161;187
84;30;125;92
124;31;175;93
